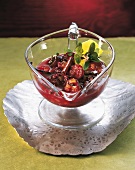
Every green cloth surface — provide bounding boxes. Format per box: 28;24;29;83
0;37;135;170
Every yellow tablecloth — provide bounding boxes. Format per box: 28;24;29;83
0;37;135;170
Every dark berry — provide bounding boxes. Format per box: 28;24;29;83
56;54;64;61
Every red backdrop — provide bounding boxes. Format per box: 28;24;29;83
0;0;135;37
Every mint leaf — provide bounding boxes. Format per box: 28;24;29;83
89;42;95;54
75;42;83;55
67;49;72;53
74;42;83;64
95;48;99;54
74;54;81;64
67;52;73;56
90;52;100;62
91;52;98;58
83;60;90;70
66;49;73;56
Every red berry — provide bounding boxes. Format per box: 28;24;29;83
69;64;84;79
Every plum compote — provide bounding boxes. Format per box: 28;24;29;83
34;41;107;107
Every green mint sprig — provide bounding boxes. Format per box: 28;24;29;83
66;49;73;57
74;42;100;70
66;41;101;70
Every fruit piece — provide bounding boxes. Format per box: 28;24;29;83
69;64;84;79
50;72;65;86
37;65;52;72
64;78;80;92
87;61;105;74
58;61;67;69
82;40;103;56
88;62;96;71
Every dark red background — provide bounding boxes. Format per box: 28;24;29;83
0;0;135;37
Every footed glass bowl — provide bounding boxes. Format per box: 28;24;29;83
25;23;115;129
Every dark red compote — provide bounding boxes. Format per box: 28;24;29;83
33;40;108;107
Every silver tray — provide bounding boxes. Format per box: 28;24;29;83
3;78;135;155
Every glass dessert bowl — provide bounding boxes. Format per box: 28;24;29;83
25;23;115;129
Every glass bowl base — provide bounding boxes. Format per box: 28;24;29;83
38;97;105;129
3;79;135;155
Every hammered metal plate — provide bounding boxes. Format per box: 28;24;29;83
3;79;135;155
